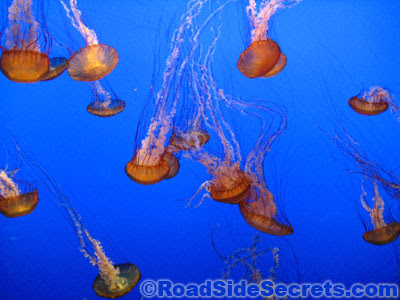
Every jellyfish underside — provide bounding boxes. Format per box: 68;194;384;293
362;221;400;245
87;99;126;117
237;39;281;78
210;169;251;204
125;154;171;185
348;96;389;116
0;49;50;83
93;263;141;299
68;44;119;81
41;57;69;81
0;189;39;218
169;130;210;151
239;199;293;236
262;53;287;78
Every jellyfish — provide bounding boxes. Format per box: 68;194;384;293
237;0;301;78
0;169;38;218
212;226;282;300
87;81;125;117
183;12;252;206
11;134;141;298
0;0;52;83
348;86;391;116
60;0;118;81
330;129;400;245
40;57;69;81
125;0;235;185
360;178;400;245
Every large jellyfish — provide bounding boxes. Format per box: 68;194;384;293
330;130;400;245
12;135;141;298
87;80;125;117
125;0;236;185
60;0;118;81
237;0;302;78
0;0;51;83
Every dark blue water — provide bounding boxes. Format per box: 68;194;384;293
0;0;399;299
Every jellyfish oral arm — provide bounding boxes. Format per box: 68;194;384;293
60;0;99;45
360;179;386;230
5;0;40;50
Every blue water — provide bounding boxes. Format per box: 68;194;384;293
0;0;400;299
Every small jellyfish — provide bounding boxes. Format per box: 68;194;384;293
0;169;38;218
348;87;391;116
330;130;400;245
170;130;210;151
61;0;118;81
11;133;141;298
360;179;400;245
40;57;69;81
237;0;302;78
0;0;51;83
87;81;125;117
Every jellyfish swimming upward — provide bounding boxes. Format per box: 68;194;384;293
237;0;302;78
0;0;51;83
61;0;119;81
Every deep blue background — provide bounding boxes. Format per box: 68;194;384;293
0;0;399;299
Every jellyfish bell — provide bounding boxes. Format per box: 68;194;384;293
93;263;141;299
68;44;119;81
348;96;389;116
163;152;180;180
87;99;125;118
239;188;293;236
169;130;210;151
362;221;400;246
125;154;170;185
237;39;281;78
0;188;39;218
210;164;251;204
1;49;50;83
40;57;69;81
261;52;287;78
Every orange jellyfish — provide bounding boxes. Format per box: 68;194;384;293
360;178;400;245
0;0;51;83
126;0;233;185
87;81;125;117
61;0;118;81
237;0;301;78
330;130;400;245
12;134;141;298
40;57;69;81
348;86;391;116
0;169;38;218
